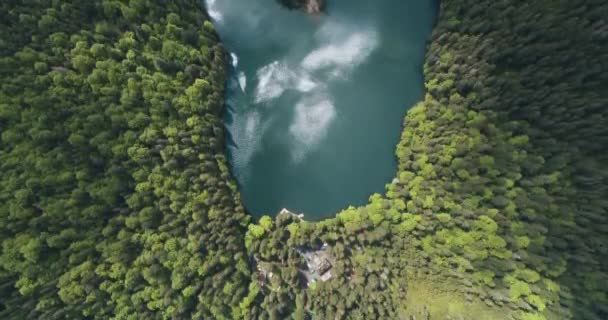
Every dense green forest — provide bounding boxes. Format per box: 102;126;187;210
0;1;249;319
0;0;606;320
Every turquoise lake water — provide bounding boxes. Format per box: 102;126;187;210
205;0;437;219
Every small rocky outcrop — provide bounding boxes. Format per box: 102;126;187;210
276;0;326;14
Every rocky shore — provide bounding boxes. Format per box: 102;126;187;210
277;0;326;14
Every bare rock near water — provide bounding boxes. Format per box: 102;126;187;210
276;0;326;14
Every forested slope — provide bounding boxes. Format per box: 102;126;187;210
0;1;249;319
245;0;608;319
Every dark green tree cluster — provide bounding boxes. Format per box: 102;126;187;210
0;1;249;319
244;0;608;319
393;0;608;318
244;200;411;320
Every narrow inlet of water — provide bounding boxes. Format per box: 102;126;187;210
205;0;437;219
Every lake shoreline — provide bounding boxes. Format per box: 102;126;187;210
213;0;437;219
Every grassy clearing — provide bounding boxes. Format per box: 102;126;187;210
404;278;513;319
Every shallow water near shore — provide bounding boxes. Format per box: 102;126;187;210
205;0;437;219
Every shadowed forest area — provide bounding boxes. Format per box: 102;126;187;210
0;0;606;319
0;1;249;318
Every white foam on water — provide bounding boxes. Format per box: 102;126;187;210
238;72;247;92
301;29;379;78
254;61;292;103
285;25;378;161
231;52;239;68
245;111;260;137
210;6;382;165
253;61;318;104
289;94;336;162
295;74;317;92
229;110;272;180
206;0;223;23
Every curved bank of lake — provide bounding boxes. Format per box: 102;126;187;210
205;0;437;219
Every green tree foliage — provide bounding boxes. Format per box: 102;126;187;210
0;1;249;319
